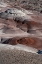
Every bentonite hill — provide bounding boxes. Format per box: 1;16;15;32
0;0;42;64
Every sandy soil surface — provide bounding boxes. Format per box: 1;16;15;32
0;44;42;64
0;43;42;64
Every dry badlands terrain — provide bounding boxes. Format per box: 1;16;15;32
0;1;42;64
0;2;42;50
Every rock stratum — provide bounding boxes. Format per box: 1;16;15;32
0;2;42;51
0;1;42;64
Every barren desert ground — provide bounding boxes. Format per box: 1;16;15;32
0;0;42;64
